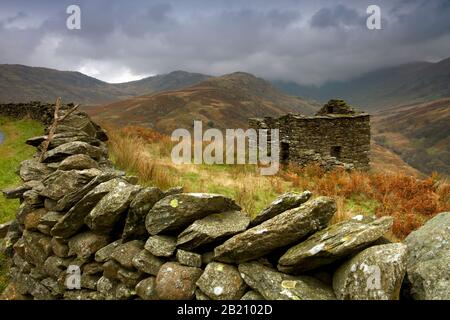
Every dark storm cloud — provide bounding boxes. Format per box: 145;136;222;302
310;4;365;29
0;0;449;84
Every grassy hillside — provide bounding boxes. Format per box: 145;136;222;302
373;98;450;176
0;116;44;293
0;65;210;105
88;72;320;134
107;125;450;241
273;57;450;111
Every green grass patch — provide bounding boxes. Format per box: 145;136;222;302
344;195;380;218
0;116;44;224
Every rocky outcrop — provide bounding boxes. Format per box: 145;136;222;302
1;102;447;300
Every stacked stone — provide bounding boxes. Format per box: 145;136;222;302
1;105;448;300
0;101;59;125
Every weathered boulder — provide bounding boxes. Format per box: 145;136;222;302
81;274;102;290
97;276;118;300
404;212;450;300
23;208;48;231
214;197;336;263
42;141;105;163
40;169;101;200
333;243;407;300
117;268;145;288
22;190;43;208
132;249;165;276
251;191;312;226
22;231;53;266
155;262;203;300
83;262;104;275
146;193;240;235
36;211;64;235
55;171;120;212
176;250;202;268
238;262;336;300
43;256;71;278
145;235;177;257
122;187;164;241
19;159;52;182
58;112;99;137
51;178;127;238
115;283;136;300
110;240;144;269
177;211;250;250
58;154;99;171
95;240;123;263
103;260;122;280
196;262;246;300
135;277;158;300
278;216;393;274
85;183;141;233
51;237;70;258
67;231;110;259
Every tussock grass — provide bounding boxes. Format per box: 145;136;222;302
0;117;44;223
108;125;450;240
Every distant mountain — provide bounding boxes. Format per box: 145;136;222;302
88;72;320;134
372;98;450;175
273;57;450;111
0;64;210;105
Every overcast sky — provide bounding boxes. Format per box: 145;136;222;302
1;0;449;84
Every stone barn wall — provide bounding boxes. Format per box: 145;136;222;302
0;102;447;301
249;113;371;170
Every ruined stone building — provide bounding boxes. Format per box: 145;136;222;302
249;100;371;170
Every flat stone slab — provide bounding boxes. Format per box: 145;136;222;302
177;211;250;250
146;193;240;235
145;235;177;257
51;178;128;238
214;197;336;263
238;261;336;300
85;183;141;233
277;216;393;274
250;191;312;226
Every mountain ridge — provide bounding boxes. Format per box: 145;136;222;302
87;72;320;134
272;57;450;111
0;64;211;105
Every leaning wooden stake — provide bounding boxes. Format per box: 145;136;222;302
39;98;80;162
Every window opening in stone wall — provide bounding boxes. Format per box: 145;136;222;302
330;146;342;159
281;142;290;163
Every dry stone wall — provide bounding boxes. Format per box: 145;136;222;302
1;103;448;300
